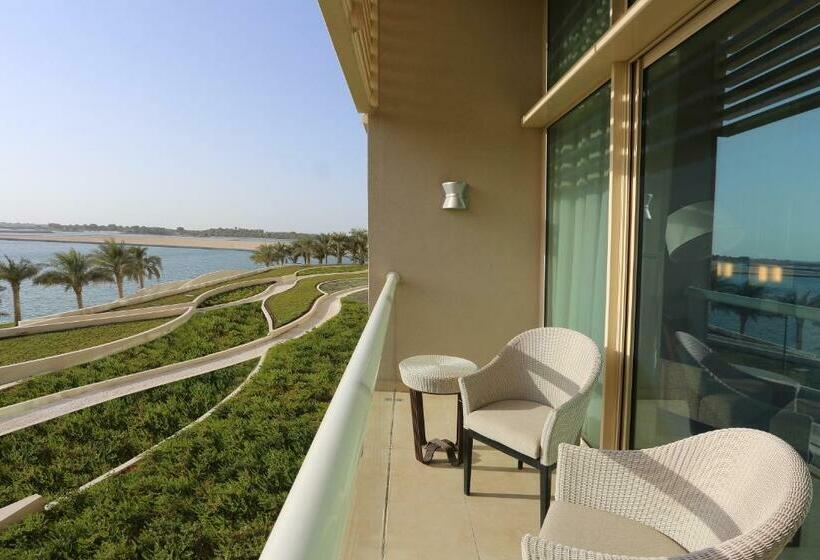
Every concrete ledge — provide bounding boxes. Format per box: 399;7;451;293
0;286;366;530
295;265;366;276
0;306;185;340
0;286;365;435
19;266;281;325
0;494;46;531
0;276;284;385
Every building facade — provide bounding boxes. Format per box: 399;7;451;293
322;0;819;557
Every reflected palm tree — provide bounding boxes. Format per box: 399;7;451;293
714;279;767;335
778;290;820;351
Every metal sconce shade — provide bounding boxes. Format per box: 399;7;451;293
442;181;468;210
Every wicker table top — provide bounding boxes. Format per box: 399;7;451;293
399;355;478;395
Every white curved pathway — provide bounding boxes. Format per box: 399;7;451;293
0;286;364;437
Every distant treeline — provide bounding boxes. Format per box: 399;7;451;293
45;223;305;239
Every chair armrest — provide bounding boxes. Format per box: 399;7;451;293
458;356;509;416
539;392;592;466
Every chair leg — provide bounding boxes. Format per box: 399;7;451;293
539;464;551;523
463;429;473;496
517;459;523;470
456;394;464;465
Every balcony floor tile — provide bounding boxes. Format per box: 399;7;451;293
346;390;550;560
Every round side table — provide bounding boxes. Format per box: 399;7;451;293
399;355;478;465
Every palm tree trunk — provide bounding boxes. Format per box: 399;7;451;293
139;274;145;289
795;318;804;350
74;287;84;309
11;284;21;326
336;253;342;264
116;276;125;299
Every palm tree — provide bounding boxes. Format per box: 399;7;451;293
251;244;278;268
312;235;330;265
34;249;112;309
284;242;299;264
0;256;40;325
272;242;289;265
128;246;162;289
348;228;369;264
328;232;348;264
93;239;135;299
293;238;314;264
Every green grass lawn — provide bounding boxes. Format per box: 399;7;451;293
0;300;368;559
343;290;368;305
0;323;14;329
116;265;306;311
296;264;366;275
318;277;368;293
0;360;256;506
199;283;272;308
0;303;268;409
265;272;367;327
0;318;171;367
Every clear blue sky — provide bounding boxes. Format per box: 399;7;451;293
0;0;366;234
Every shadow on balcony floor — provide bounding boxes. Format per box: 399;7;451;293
344;390;550;560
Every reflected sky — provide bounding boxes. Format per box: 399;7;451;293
714;107;820;261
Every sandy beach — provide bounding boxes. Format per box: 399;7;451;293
0;233;270;251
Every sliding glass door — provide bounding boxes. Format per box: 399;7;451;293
630;0;819;556
546;84;610;447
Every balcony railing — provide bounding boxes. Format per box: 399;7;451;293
259;271;398;560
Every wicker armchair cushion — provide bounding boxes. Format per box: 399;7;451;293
539;502;687;557
465;400;553;459
522;428;813;560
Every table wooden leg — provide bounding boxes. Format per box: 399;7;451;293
456;394;464;465
410;389;427;463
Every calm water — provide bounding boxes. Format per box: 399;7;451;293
0;239;260;320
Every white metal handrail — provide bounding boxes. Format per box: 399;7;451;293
259;271;398;560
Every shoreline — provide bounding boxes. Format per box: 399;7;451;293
0;233;270;251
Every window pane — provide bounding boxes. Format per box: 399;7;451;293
547;84;610;447
632;1;819;556
547;0;610;88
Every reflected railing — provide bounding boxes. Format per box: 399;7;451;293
259;271;398;560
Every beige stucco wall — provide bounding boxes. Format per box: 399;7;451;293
369;0;545;384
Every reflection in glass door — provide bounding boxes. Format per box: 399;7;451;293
546;85;610;447
630;0;819;557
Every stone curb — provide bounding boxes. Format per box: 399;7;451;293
0;275;285;384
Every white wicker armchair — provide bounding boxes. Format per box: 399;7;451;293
522;428;813;560
458;327;602;521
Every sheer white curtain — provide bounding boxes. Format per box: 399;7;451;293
546;85;610;445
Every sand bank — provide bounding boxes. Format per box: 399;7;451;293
0;233;273;251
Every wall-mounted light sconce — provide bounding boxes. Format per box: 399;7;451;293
442;181;468;210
